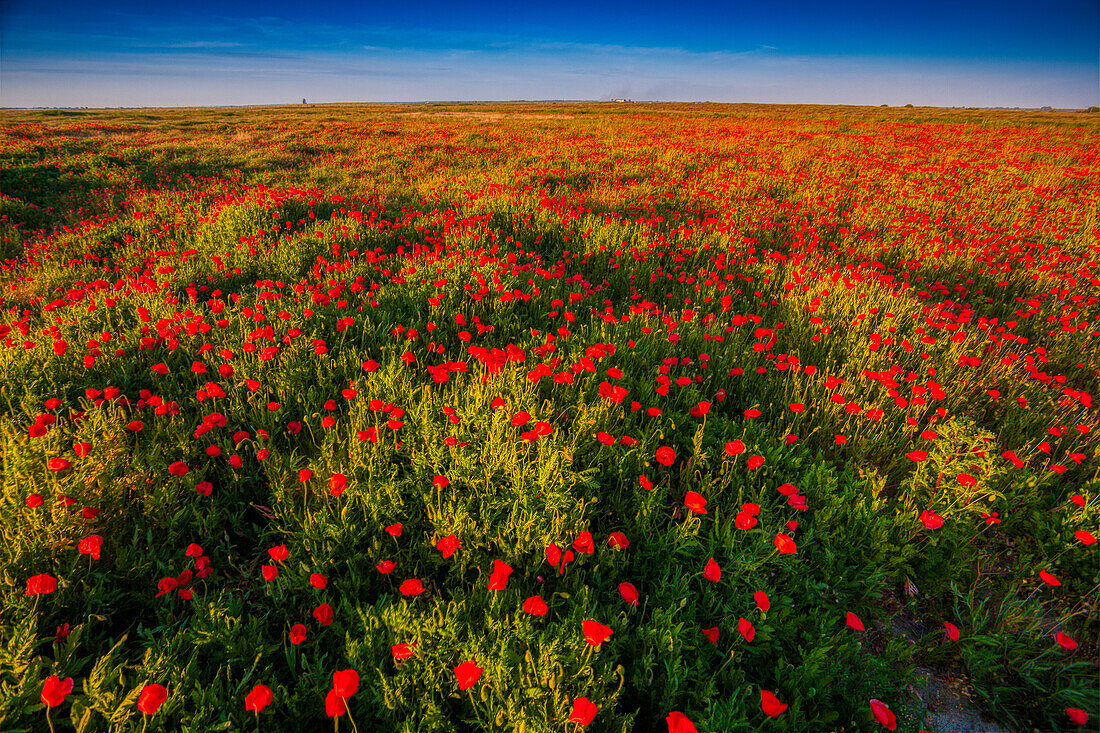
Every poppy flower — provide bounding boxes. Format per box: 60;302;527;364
376;560;396;574
1066;708;1088;726
582;620;613;647
523;595;549;616
262;565;278;582
944;621;960;641
774;533;797;554
569;697;598;726
26;574;57;596
666;711;698;733
268;545;289;562
735;511;757;530
619;582;639;606
789;403;805;413
40;675;74;708
607;532;629;549
313;603;333;626
761;690;788;718
655;446;676;466
244;684;273;713
400;579;424;596
437;534;460;558
738;617;756;641
289;624;307;645
137;684;168;715
573;531;595;554
905;451;928;462
309;573;327;590
168;461;189;476
1076;530;1097;545
754;590;771;612
703;558;721;582
78;534;103;560
846;612;865;631
325;688;346;717
639;475;654;490
332;669;359;698
919;510;944;529
47;458;71;472
432;475;450;489
1055;632;1078;650
454;660;483;690
684;491;708;514
392;642;416;661
746;455;765;469
488;560;513;590
869;699;896;730
702;626;719;644
1039;570;1061;586
329;474;347;496
724;440;746;456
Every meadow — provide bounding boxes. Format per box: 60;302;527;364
0;102;1097;732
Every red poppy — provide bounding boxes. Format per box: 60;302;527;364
309;573;327;589
869;699;896;730
329;474;347;496
905;451;927;462
40;676;74;708
488;560;513;590
392;642;416;661
919;510;944;530
582;620;613;647
47;458;71;472
1039;570;1060;586
760;690;788;718
703;557;721;582
754;590;771;612
325;688;346;717
376;560;396;574
313;603;333;626
78;534;103;560
523;595;549;616
26;573;57;596
1066;708;1088;726
666;711;698;733
944;621;960;641
569;697;598;726
289;624;307;645
702;626;719;644
684;491;708;514
746;455;765;469
244;684;273;713
846;611;865;631
724;440;745;456
774;534;797;554
454;660;483;690
400;579;424;596
268;545;289;562
655;446;676;466
619;582;639;606
607;531;629;549
137;684;168;715
789;403;805;413
332;669;359;698
437;534;460;558
638;475;654;490
168;461;189;476
573;531;595;554
1076;530;1096;545
738;617;756;641
1055;632;1077;650
262;565;278;582
433;475;450;489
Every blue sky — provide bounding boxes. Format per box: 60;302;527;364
2;0;1096;108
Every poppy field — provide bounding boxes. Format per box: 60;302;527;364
0;102;1097;732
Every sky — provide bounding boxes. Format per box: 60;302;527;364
1;0;1097;108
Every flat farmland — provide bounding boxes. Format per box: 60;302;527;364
0;103;1097;732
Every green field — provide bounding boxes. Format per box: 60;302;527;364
0;103;1097;732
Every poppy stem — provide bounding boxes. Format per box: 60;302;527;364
46;707;55;733
141;714;149;733
345;704;359;733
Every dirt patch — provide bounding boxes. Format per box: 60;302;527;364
914;668;1008;733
